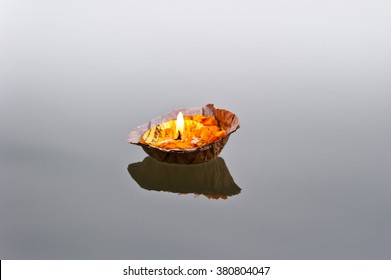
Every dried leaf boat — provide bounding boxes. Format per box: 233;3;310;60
127;104;240;164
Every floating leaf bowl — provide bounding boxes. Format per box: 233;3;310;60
127;104;240;164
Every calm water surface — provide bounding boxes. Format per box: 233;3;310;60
1;1;391;259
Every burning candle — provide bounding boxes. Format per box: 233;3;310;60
175;112;184;140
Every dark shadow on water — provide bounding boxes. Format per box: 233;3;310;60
128;157;241;199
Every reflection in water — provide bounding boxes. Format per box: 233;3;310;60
128;157;241;199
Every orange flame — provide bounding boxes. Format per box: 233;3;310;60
176;112;184;136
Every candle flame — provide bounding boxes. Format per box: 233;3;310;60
176;112;184;136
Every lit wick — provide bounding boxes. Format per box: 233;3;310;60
175;112;184;140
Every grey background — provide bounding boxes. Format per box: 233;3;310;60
1;0;391;259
